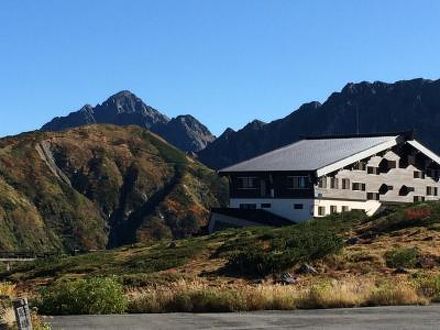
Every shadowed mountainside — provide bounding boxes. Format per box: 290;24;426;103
198;78;440;169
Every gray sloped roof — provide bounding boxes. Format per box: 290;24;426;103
219;135;400;173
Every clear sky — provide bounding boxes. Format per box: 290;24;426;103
1;0;440;137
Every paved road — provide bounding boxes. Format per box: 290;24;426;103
45;305;440;330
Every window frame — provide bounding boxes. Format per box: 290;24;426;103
294;203;304;210
414;171;425;179
367;192;380;200
330;177;339;189
237;176;258;190
426;186;438;196
352;182;366;191
317;176;327;189
239;203;257;209
287;176;309;190
367;166;379;175
341;178;350;190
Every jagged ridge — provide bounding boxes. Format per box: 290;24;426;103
198;78;440;169
42;91;216;153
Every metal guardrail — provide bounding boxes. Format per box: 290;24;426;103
0;249;106;260
0;252;59;259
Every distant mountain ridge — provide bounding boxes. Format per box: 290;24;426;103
42;91;215;153
198;78;440;169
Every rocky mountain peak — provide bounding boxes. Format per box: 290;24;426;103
41;91;215;153
221;127;235;137
79;104;94;113
244;119;266;130
153;114;216;152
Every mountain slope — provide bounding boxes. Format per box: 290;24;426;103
0;125;227;251
42;91;216;152
198;78;440;169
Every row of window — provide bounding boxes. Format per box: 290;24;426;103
318;177;362;190
342;159;434;179
319;177;439;197
317;205;350;216
318;177;350;189
239;203;304;210
351;160;397;173
238;176;440;196
240;193;428;216
237;176;311;190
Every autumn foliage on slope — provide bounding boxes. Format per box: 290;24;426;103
0;125;227;251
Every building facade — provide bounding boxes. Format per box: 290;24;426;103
209;132;440;231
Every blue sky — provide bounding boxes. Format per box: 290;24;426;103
1;0;440;137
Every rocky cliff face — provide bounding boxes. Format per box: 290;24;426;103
153;115;216;154
0;125;227;251
42;91;216;152
198;78;440;169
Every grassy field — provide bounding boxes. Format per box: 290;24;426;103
3;201;440;313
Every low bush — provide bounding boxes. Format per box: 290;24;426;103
225;219;344;276
38;277;127;315
385;247;419;268
226;244;281;276
121;272;186;287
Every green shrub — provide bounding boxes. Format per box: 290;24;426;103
385;247;419;268
226;220;343;276
121;273;185;287
38;277;127;315
227;244;279;276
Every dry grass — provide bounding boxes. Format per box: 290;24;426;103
126;276;433;313
366;281;427;306
0;282;16;328
0;282;16;297
0;282;51;330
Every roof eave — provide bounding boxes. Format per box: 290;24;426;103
407;140;440;166
218;169;316;175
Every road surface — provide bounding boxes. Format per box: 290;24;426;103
45;305;440;329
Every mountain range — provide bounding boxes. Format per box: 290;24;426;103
41;78;440;171
198;78;440;169
42;91;216;153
